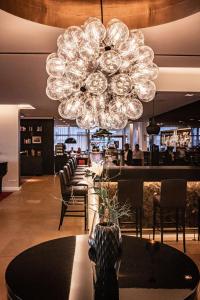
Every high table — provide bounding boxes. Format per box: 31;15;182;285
5;235;199;300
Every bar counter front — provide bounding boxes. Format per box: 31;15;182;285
104;165;200;228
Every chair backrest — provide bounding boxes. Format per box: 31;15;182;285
68;159;75;175
59;170;67;196
63;166;71;185
66;162;73;177
72;157;77;168
118;180;143;208
160;179;187;208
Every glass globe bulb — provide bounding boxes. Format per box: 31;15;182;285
85;93;107;112
47;76;75;97
76;110;97;129
125;97;143;120
118;37;139;61
84;17;106;44
99;50;121;74
79;41;99;61
46;77;73;100
65;59;87;82
58;93;84;120
134;80;156;102
57;34;79;61
46;54;66;78
110;113;128;130
63;26;85;46
108;96;127;115
85;72;107;95
105;19;129;47
98;112;113;130
111;74;132;95
129;29;144;47
130;63;159;83
136;46;154;64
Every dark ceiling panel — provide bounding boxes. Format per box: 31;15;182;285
155;100;200;126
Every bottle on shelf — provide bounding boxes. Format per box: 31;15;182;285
31;149;36;157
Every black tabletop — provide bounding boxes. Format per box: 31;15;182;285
5;235;200;300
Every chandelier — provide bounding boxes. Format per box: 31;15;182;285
46;17;158;130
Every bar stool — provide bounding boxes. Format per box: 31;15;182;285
58;170;88;231
68;159;85;176
65;163;83;181
64;165;87;186
118;180;143;237
153;179;187;252
72;156;88;169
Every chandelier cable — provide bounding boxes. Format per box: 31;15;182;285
100;0;104;24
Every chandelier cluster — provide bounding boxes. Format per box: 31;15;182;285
46;18;158;130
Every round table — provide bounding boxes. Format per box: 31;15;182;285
5;235;199;300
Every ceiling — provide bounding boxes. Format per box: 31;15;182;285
0;0;200;29
155;100;200;126
0;6;200;126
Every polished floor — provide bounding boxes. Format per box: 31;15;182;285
0;175;199;300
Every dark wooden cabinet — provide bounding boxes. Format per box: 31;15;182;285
20;118;54;175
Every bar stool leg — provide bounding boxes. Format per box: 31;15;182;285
160;208;164;243
84;195;88;232
176;208;179;242
136;209;138;237
182;209;186;253
139;208;142;238
153;204;157;240
58;202;67;230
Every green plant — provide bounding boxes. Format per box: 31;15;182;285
93;166;131;225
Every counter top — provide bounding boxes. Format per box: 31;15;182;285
105;165;200;181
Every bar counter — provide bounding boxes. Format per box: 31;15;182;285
102;165;200;227
106;166;200;181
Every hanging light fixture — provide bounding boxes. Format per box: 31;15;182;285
65;137;77;144
146;98;160;135
46;8;158;130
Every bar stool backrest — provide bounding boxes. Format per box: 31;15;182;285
59;170;67;196
63;166;71;185
66;162;73;177
160;179;187;208
68;160;75;175
118;180;143;208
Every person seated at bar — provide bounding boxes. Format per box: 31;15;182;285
176;146;186;165
132;144;144;166
122;143;132;166
77;147;82;155
164;146;174;165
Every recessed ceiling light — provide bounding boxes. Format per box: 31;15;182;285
179;120;183;123
185;93;194;97
18;104;35;109
189;118;195;121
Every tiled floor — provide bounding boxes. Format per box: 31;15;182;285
0;175;199;299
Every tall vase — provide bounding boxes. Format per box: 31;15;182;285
94;223;121;270
89;222;121;300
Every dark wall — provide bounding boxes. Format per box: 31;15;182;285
20;118;54;175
